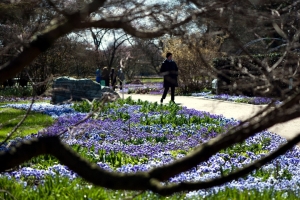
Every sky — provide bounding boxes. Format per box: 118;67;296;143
69;0;204;50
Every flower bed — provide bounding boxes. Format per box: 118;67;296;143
192;91;281;105
0;96;51;103
0;98;298;199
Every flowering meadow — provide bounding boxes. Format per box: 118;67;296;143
0;97;299;199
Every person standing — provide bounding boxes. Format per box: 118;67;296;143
95;68;101;83
101;67;110;86
160;52;178;104
117;67;125;90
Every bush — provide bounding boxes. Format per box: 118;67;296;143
0;86;33;97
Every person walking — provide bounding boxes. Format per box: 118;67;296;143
160;52;178;104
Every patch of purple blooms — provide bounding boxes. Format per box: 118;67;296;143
192;91;281;105
0;100;299;198
0;96;51;102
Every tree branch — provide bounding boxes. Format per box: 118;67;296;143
0;136;151;190
0;0;108;82
0;0;228;82
149;130;300;196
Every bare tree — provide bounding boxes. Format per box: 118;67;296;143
1;0;300;196
132;38;164;75
90;29;132;72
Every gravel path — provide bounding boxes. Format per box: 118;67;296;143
118;93;300;141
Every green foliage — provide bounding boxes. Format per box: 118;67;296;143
1;176;297;199
0;108;54;140
217;137;294;182
0;87;33;97
73;97;224;136
21;145;149;170
22;154;58;170
220;137;271;157
0;176;187;200
140;113;222;134
253;167;293;182
73;97;182;119
200;187;295;200
73;145;149;169
170;149;188;158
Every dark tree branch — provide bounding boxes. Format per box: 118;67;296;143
0;136;152;190
0;0;230;82
0;0;107;82
149;130;300;195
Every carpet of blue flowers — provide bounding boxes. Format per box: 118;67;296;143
0;97;299;199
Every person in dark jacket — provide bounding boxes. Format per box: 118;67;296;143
160;52;178;103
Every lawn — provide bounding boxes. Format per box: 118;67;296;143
0;97;299;199
0;107;54;140
140;77;163;83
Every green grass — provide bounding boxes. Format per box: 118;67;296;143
0;108;54;140
0;176;186;200
140;78;163;83
0;176;296;200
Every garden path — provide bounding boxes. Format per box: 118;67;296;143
118;93;300;141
